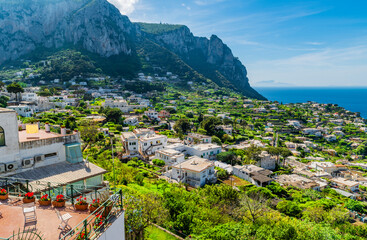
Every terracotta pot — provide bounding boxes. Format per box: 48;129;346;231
89;205;101;213
39;200;51;206
23;197;35;203
102;205;113;218
0;193;8;200
52;200;65;208
75;203;88;211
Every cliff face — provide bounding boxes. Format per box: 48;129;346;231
0;0;264;99
0;0;135;64
145;26;263;99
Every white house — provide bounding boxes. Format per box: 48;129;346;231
7;105;34;117
155;149;185;166
331;177;359;192
139;134;167;155
168;156;216;187
216;125;233;135
185;144;222;159
124;117;139;126
0;108;106;191
144;110;159;120
302;128;322;137
258;151;277;170
121;132;139;155
324;134;337;142
185;133;211;144
233;164;273;187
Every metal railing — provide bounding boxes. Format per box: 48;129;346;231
60;190;124;240
0;176;109;205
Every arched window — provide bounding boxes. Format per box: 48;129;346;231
0;127;4;146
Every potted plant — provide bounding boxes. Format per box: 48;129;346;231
23;192;35;203
93;214;104;231
102;200;113;218
52;194;65;208
75;196;88;211
39;194;51;206
89;198;101;213
0;188;8;200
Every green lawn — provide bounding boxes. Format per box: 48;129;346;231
145;225;179;240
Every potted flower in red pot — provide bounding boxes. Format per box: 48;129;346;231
89;198;101;213
23;192;35;203
0;188;8;200
39;194;51;206
75;196;88;211
52;194;65;208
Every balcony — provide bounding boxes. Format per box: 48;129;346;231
19;134;79;150
0;190;124;240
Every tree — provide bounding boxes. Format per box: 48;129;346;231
7;82;24;102
212;135;222;146
201;117;221;136
276;200;302;218
235;192;268;224
79;120;100;144
173;118;191;134
103;108;123;123
217;151;237;165
125;192;167;239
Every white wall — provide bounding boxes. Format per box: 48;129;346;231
0;111;20;163
97;212;125;240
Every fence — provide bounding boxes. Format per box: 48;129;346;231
60;190;124;240
0;176;109;206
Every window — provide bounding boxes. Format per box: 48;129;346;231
45;152;57;158
0;127;5;146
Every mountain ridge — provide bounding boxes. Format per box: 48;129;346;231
0;0;265;99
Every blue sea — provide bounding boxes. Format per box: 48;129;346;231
255;87;367;118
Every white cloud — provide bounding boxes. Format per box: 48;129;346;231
107;0;139;15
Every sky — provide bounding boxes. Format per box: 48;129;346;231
107;0;367;87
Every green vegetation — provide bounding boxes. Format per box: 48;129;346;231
137;23;185;34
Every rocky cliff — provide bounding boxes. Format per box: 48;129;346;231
0;0;264;99
141;25;263;99
0;0;135;63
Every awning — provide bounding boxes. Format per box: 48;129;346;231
9;161;107;193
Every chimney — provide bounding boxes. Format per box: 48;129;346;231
45;123;50;133
61;126;66;135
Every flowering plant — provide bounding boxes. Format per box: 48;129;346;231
0;189;7;195
76;196;88;205
93;214;104;230
90;198;101;208
24;192;34;199
55;194;65;202
39;194;51;201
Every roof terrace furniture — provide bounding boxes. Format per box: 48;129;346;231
22;202;37;224
55;209;72;231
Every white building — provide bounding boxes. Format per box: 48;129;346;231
155;149;185;166
121;132;139;155
216;125;233;135
7;105;34;117
331;177;359;192
302;128;322;137
185;144;222;159
124;117;139;126
168;156;216;187
185;133;211;144
233;164;273;187
258;151;276;170
144;110;159;120
139;134;167;155
309;162;336;174
0;108;106;191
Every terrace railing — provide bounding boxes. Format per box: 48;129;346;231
60;189;124;240
0;176;109;205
